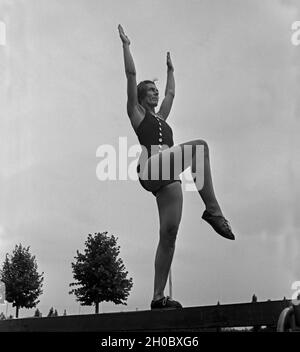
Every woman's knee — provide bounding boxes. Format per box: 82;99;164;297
159;224;179;247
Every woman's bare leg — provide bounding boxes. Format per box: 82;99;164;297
153;181;183;301
140;139;234;304
190;140;223;216
141;139;223;216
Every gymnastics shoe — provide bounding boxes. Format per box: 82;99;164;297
151;296;183;310
202;210;235;240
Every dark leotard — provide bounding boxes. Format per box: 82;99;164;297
135;110;181;196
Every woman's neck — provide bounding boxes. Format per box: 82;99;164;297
142;102;155;113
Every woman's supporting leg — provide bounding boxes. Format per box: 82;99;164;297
153;181;183;301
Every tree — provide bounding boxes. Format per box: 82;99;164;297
252;294;257;303
0;312;5;320
0;244;44;318
34;308;42;317
69;232;133;314
54;309;58;317
63;309;67;316
47;307;54;317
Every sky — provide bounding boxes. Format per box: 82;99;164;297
0;0;299;318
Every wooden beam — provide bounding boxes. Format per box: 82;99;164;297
0;300;291;332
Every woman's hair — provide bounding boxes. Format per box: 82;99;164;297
137;80;155;104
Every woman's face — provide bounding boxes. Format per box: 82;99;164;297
143;83;159;107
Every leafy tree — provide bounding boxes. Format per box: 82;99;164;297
69;232;133;314
0;244;44;318
0;312;6;320
54;309;58;317
63;309;67;316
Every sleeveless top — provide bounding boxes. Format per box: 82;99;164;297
135;110;174;173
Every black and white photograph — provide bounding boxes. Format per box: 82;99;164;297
0;0;299;347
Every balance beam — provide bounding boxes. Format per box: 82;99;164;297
0;300;290;332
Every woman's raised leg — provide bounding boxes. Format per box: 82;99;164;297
141;139;235;240
184;139;223;216
141;139;222;215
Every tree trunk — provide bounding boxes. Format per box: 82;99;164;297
16;305;19;318
95;302;99;314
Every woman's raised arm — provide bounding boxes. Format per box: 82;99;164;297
118;25;138;117
158;52;175;120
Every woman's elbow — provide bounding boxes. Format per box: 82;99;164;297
126;70;136;77
166;90;175;98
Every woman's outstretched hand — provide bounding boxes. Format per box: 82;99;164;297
166;52;174;71
118;24;130;46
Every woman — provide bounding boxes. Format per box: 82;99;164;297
118;25;235;310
